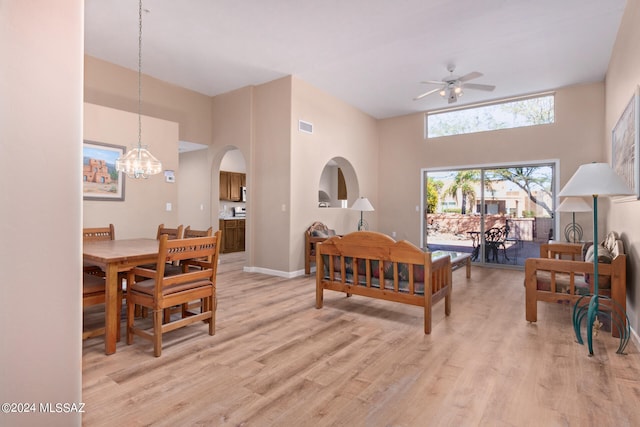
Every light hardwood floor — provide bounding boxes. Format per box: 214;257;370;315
82;253;640;426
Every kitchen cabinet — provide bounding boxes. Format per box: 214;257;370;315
219;171;246;201
219;172;230;200
219;219;245;253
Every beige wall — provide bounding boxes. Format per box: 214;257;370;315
252;77;293;273
176;76;381;275
83;103;180;239
605;0;640;338
378;82;606;245
290;77;379;272
178;149;212;230
210;86;255;263
84;55;213;146
81;7;640;344
0;1;83;425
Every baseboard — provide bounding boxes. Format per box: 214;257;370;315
243;266;306;278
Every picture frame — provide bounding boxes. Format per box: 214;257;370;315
612;86;640;201
83;140;126;201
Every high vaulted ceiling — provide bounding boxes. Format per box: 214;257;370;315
85;0;626;119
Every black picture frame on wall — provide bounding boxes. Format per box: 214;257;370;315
612;86;640;201
82;140;126;201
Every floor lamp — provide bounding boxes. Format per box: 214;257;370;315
556;197;592;243
558;162;633;355
351;197;374;231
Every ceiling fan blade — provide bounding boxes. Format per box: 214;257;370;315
458;71;483;82
420;80;446;85
464;83;496;91
413;87;441;100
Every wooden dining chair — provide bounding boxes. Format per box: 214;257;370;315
83;273;122;341
184;226;213;239
126;232;221;357
82;224;125;340
176;226;214;315
139;224;186;275
83;224;115;242
83;224;115;275
156;224;184;240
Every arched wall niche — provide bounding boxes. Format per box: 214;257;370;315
318;157;359;208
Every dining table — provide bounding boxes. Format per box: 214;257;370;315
83;238;159;355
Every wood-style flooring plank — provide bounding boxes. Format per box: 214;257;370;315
82;253;640;426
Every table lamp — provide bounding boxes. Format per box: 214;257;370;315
558;162;633;355
351;197;375;231
556;197;592;243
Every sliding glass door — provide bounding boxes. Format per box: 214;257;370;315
422;162;556;268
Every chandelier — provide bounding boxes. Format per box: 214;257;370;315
116;0;162;179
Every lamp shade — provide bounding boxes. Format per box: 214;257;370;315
558;163;633;197
556;197;592;213
351;197;375;211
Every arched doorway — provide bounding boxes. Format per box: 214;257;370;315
216;147;248;255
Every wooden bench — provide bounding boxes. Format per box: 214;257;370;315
315;231;452;334
524;233;626;338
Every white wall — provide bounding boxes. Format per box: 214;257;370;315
0;1;83;425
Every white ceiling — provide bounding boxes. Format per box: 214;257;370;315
85;0;626;120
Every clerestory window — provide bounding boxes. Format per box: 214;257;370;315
426;93;555;138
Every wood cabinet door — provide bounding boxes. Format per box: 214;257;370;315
219;172;230;200
237;220;245;251
229;173;243;201
222;220;237;253
219;219;245;253
220;171;246;202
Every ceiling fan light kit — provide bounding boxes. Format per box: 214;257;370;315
414;65;495;104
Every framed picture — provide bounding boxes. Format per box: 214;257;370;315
83;140;125;201
612;86;640;201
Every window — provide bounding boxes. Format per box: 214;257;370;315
422;162;557;268
426;93;555;138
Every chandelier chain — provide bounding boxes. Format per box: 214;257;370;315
114;0;162;179
138;0;143;149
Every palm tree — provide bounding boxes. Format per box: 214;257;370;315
445;170;479;214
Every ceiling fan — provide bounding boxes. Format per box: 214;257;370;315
414;65;496;104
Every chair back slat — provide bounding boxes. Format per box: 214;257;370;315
83;224;115;242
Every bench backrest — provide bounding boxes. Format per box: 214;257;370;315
316;231;450;296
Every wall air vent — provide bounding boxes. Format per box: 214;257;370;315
298;120;313;134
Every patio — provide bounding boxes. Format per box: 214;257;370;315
426;232;542;267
